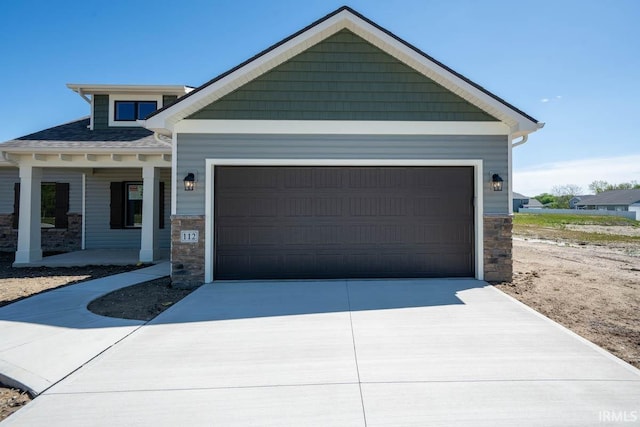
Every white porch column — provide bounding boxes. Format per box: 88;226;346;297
139;166;159;262
15;165;43;264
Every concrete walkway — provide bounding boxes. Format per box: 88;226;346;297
0;262;169;394
2;278;639;426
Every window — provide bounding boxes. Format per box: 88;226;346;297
110;181;165;229
125;182;143;227
13;182;69;229
114;101;157;121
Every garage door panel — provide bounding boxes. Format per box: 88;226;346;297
214;166;474;280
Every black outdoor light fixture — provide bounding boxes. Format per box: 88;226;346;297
491;173;504;192
184;172;196;191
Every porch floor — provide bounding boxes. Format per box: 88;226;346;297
15;249;170;267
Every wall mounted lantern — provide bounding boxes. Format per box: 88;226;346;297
184;172;196;191
491;173;504;192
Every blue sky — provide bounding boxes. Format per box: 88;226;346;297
1;0;638;195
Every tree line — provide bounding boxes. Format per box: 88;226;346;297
533;181;640;209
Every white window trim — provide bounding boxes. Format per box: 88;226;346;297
109;94;163;128
204;158;484;283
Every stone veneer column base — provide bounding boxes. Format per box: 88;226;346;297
483;215;513;282
171;215;205;289
0;214;18;251
0;213;82;253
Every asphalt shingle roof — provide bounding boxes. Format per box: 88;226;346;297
0;118;169;150
575;190;640;206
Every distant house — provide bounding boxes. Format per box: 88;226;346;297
570;195;595;209
513;193;543;212
575;190;640;220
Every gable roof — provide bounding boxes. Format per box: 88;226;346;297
513;192;530;199
143;6;543;137
524;198;544;208
575;190;640;206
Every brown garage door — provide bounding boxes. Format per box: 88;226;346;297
214;166;474;280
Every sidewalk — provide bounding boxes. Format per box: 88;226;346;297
0;262;169;395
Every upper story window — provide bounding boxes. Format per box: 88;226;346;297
114;101;157;121
108;94;162;127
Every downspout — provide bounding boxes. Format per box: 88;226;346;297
512;135;528;147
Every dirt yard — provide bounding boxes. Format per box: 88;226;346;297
496;221;640;369
0;252;144;308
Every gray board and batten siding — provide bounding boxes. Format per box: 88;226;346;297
175;134;509;215
93;94;179;130
188;30;498;122
84;168;171;249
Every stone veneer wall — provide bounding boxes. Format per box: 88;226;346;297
0;214;16;251
171;215;205;289
483;215;513;282
0;213;82;252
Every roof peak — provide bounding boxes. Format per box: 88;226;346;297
144;6;542;136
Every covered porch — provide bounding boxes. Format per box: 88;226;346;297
1;149;172;267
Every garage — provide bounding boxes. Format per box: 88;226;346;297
214;166;474;280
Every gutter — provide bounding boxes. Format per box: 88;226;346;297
513;122;545;147
1;151;17;165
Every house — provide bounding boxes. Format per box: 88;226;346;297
570;194;595;209
575;190;640;219
0;6;543;286
513;192;544;212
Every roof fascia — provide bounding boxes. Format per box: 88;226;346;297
67;84;193;96
143;7;542;136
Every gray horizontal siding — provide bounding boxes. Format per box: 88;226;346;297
0;167;82;214
188;30;497;122
176;134;508;215
85;168;171;249
0;168;19;214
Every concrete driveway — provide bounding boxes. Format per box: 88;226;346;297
4;279;640;426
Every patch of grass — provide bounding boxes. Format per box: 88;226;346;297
516;226;640;245
514;213;640;245
514;213;639;228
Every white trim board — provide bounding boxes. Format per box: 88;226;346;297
203;158;484;283
174;120;510;135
